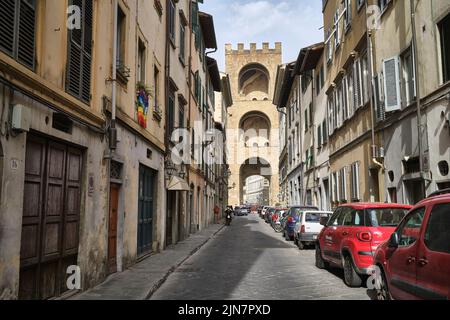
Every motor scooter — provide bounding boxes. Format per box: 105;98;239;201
225;211;233;226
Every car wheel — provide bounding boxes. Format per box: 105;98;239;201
298;241;305;250
343;255;362;288
376;268;392;301
315;245;328;269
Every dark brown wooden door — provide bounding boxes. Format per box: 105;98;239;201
108;184;119;274
166;192;174;246
19;135;82;300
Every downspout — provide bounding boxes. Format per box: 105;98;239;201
298;75;305;205
187;0;193;234
410;0;425;178
164;0;171;153
110;0;118;150
365;0;384;171
311;68;317;201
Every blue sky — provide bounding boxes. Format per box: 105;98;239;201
199;0;324;70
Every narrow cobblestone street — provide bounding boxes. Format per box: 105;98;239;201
151;214;371;300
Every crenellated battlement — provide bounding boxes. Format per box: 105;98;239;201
225;42;282;55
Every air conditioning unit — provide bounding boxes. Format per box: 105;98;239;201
11;104;30;132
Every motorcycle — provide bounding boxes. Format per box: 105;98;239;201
225;211;233;226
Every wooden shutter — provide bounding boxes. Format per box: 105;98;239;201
317;124;322;147
66;0;93;103
350;162;361;201
0;0;16;55
340;167;347;202
383;56;402;112
17;0;36;68
374;74;385;122
353;59;361;110
354;162;360;200
0;0;36;69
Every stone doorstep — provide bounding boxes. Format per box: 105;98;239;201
69;223;225;300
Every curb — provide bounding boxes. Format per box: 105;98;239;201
144;224;226;300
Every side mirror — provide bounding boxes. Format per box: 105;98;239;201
320;216;329;227
388;232;399;248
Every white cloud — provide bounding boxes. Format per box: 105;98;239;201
201;0;324;69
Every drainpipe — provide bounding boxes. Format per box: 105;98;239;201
187;0;193;234
298;75;305;205
365;0;383;171
311;68;317;199
164;0;171;153
110;0;118;151
410;0;425;179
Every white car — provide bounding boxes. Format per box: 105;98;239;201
260;206;269;218
294;211;332;250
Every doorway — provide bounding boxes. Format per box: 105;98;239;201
137;165;156;256
19;135;83;299
108;184;120;274
166;192;175;246
404;179;425;205
178;193;184;242
189;186;194;234
369;168;380;202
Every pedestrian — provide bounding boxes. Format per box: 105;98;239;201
214;205;220;223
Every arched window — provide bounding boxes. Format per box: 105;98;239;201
240;111;271;148
238;63;270;98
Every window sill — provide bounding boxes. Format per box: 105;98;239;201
169;37;176;49
154;0;163;17
345;23;352;35
117;69;130;86
179;56;186;67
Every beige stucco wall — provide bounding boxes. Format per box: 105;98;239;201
0;0;169;298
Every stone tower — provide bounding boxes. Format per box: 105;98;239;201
225;42;282;206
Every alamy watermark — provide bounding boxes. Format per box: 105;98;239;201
66;265;81;290
67;5;82;30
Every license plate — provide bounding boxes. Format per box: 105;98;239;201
313;235;317;240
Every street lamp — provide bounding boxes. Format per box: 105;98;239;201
165;158;177;179
228;182;236;190
179;163;187;179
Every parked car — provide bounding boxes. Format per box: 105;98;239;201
373;190;450;300
272;208;289;232
282;206;319;241
234;207;248;216
315;202;412;287
260;206;269;219
293;210;333;249
265;207;276;223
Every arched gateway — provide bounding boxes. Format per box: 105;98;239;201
225;42;282;206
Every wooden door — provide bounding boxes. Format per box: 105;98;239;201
166;192;174;246
137;165;155;256
108;184;119;274
20;135;82;299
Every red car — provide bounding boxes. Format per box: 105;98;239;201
315;203;412;287
374;190;450;300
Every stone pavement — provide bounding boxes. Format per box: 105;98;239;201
70;223;225;300
151;215;372;300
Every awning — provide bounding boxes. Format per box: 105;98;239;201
167;176;190;191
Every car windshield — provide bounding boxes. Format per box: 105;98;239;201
367;208;409;227
305;212;321;222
